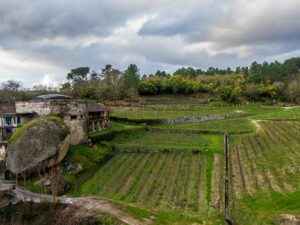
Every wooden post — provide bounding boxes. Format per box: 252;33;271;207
224;133;233;225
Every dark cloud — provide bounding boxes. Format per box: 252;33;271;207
0;0;149;40
0;0;300;87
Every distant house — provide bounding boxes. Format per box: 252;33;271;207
87;103;110;133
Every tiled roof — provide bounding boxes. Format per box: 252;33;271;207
87;103;107;112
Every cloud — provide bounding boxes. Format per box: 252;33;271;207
0;0;299;87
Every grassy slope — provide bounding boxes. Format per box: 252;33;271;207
230;121;300;224
251;107;300;120
113;131;224;152
89;122;143;138
111;105;282;120
154;118;256;133
234;191;300;224
15;96;299;225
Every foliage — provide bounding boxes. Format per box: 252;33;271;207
89;122;143;138
1;80;21;102
1;57;300;103
64;144;110;170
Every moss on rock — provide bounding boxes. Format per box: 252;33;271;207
6;116;70;175
9;116;65;144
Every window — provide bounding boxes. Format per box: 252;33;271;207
17;117;21;124
70;115;77;120
5;117;12;125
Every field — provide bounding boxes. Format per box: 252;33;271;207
111;104;282;120
230;121;300;196
113;131;223;152
79;153;215;212
154;118;256;134
250;106;300;120
58;97;300;224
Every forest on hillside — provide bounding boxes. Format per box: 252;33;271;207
1;57;300;103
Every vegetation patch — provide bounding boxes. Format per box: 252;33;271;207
111;104;282;120
251;107;300;120
113;131;224;152
154;118;256;134
89;122;143;138
76;152;223;217
8;116;65;144
64;144;111;170
234;191;300;224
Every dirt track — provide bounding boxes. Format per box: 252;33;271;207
251;120;262;133
10;187;148;225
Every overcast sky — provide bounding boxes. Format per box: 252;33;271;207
1;0;300;87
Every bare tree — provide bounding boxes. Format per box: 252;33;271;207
1;80;21;102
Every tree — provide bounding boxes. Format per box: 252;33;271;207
155;70;167;77
123;64;140;99
244;83;259;101
66;67;90;98
101;65;123;100
1;80;21;102
248;62;263;83
287;76;300;103
67;67;90;82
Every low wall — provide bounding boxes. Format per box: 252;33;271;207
149;128;253;135
113;146;207;155
111;113;250;125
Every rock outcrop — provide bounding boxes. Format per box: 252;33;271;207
6;116;70;175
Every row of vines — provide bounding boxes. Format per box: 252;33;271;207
230;121;300;196
80;152;224;213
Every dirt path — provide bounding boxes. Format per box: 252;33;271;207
10;187;148;225
251;120;262;133
282;106;300;110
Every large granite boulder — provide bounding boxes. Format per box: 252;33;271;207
6;116;70;175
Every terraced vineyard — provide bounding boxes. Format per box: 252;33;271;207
79;152;224;214
111;104;282;120
61;99;300;224
154;118;256;134
231;121;300;196
113;131;224;152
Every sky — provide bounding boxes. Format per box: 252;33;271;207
0;0;300;88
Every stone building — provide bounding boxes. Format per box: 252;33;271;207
87;103;110;133
11;94;110;145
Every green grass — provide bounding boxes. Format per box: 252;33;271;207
235;121;300;193
113;131;224;152
234;191;300;224
123;203;225;225
76;152;223;218
64;144;110;170
154;118;256;133
89;122;143;138
251;107;300;120
111;105;282;120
